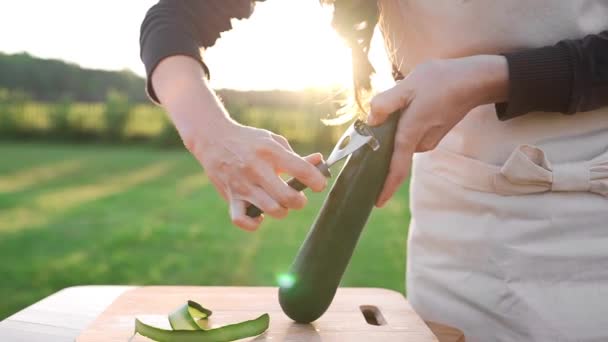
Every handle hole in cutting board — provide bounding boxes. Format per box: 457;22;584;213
360;305;387;326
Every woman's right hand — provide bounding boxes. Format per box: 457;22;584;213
152;56;327;231
193;123;327;231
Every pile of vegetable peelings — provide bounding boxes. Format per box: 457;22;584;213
133;301;269;341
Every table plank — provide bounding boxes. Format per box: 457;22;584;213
0;320;79;342
1;286;132;342
9;286;132;329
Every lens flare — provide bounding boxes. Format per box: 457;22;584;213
276;273;296;288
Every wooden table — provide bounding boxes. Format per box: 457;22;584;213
0;286;464;341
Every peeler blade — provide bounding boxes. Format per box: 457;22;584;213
325;119;379;167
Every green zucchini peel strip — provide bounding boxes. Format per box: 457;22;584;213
134;300;269;342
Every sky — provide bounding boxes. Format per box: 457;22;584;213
0;0;392;91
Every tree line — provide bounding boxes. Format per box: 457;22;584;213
0;52;148;103
0;52;346;153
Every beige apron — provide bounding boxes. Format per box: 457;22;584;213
378;1;608;341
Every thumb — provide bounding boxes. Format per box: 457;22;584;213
368;80;413;126
229;197;262;231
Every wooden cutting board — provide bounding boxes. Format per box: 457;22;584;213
76;286;440;341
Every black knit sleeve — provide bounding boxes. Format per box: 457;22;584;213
139;0;257;103
496;31;608;120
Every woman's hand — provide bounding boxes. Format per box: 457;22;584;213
193;124;327;231
367;55;509;207
152;56;327;231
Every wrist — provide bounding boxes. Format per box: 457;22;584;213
456;55;509;108
152;57;237;151
170;96;235;154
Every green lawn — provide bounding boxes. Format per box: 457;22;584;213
0;142;410;319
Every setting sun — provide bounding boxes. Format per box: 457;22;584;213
204;1;352;90
204;0;392;91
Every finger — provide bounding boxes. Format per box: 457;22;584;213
368;80;413;126
376;116;420;207
276;152;324;174
270;133;294;152
271;148;327;192
255;165;307;210
377;150;413;207
303;153;324;165
246;185;290;218
229;198;263;231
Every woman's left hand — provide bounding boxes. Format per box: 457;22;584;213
368;55;509;207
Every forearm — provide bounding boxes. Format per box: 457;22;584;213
152;56;233;150
497;30;608;120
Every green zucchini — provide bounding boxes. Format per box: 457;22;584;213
279;113;399;323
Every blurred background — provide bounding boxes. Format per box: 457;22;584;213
0;0;409;320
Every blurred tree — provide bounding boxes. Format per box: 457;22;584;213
0;88;31;137
49;95;73;138
103;89;132;141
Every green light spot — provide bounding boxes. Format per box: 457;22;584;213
277;273;296;288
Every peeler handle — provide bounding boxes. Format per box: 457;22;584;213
246;163;331;218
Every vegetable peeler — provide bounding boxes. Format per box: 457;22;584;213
246;119;380;218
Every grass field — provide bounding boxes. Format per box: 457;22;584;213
0;142;411;320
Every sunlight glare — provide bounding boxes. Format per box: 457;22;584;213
205;0;393;91
205;0;353;91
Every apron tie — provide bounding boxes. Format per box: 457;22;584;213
495;145;594;194
419;145;608;197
